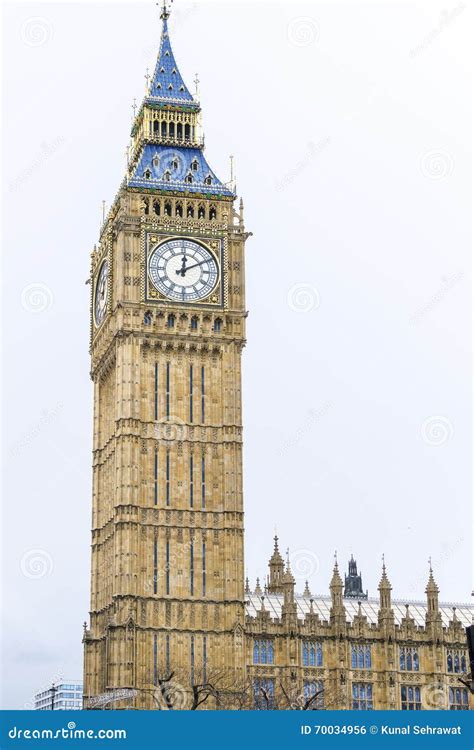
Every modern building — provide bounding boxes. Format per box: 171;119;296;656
34;682;83;711
83;3;473;710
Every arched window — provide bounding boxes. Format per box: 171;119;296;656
142;197;150;215
163;171;171;182
191;316;198;330
400;650;406;670
316;643;323;666
309;643;315;667
172;158;179;170
454;654;460;673
191;159;198;171
198;204;205;219
185;173;193;184
153;200;160;216
153;120;159;134
461;655;467;672
177;123;183;140
351;646;357;669
365;646;371;669
143;169;151;179
187;204;195;218
152;155;160;168
213;318;222;332
175;202;183;217
144;311;152;325
161;121;167;137
204;175;212;185
209;205;217;220
169;121;175;138
413;651;419;671
185;124;190;141
447;653;453;672
253;641;259;664
167;314;175;328
406;652;412;671
164;201;172;216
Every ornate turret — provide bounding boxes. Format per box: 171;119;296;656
378;556;394;626
126;2;233;197
281;551;297;623
329;555;345;625
266;535;285;594
344;555;368;599
425;560;442;626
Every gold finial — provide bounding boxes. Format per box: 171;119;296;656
428;555;432;573
194;73;200;97
132;98;137;119
145;68;150;93
158;0;172;22
101;200;106;226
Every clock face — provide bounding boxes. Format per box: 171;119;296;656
94;261;109;327
148;238;219;302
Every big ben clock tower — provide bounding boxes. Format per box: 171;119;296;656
83;3;249;709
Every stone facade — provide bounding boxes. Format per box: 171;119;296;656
83;5;472;711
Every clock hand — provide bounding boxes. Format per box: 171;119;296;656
182;258;209;273
176;253;188;277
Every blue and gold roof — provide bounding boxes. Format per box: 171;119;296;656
146;16;199;109
127;4;234;198
129;145;234;197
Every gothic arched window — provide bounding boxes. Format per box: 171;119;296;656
164;171;171;183
142;197;149;215
191;316;198;330
153;120;159;133
143;169;151;179
153;200;160;216
185;124;191;141
177;123;183;140
164;201;172;216
169;121;175;138
209;205;217;220
191;159;198;171
161;121;167;137
213;318;222;333
447;653;453;672
204;175;212;185
175;202;183;217
185;173;193;184
144;311;152;325
454;654;460;673
167;313;175;328
187;204;195;218
198;204;205;219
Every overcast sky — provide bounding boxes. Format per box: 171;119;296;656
1;0;471;709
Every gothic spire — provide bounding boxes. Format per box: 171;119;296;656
148;3;195;105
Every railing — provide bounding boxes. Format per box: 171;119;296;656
146;134;205;148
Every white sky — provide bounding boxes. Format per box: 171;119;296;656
1;0;471;709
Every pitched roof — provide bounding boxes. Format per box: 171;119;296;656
147;17;195;106
245;593;473;628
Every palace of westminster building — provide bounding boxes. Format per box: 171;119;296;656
83;4;473;711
